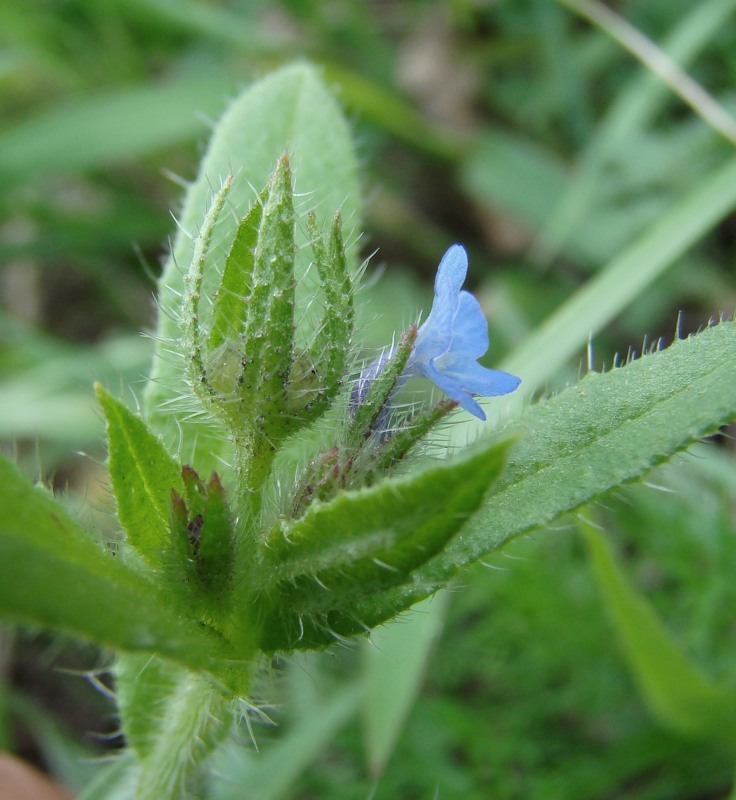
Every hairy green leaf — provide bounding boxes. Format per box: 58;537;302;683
115;655;185;760
0;453;236;681
256;437;510;651
347;320;736;621
96;383;184;569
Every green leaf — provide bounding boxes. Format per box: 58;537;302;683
350;320;736;617
256;436;510;651
96;383;184;569
0;69;234;184
580;518;736;743
115;655;184;760
0;453;237;681
145;63;360;474
467;320;736;556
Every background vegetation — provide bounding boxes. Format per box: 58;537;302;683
1;0;735;797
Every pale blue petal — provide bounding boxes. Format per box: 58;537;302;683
450;291;489;360
413;246;469;363
434;244;468;298
442;359;521;397
412;316;449;365
423;359;487;420
355;243;520;427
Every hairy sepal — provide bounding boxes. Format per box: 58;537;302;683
145;63;361;476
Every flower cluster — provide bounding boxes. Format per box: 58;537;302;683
354;244;520;423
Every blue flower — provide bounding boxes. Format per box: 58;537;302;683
405;244;520;420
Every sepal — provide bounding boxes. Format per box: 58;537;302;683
287;211;355;420
181;157;297;445
178;156;357;505
348;326;418;443
290;400;457;516
169;466;235;608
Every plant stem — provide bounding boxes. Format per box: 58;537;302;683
135;671;235;800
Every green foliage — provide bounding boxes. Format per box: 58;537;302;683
2;3;736;796
347;321;736;618
471;320;736;552
256;437;510;651
581;518;736;743
0;453;238;682
145;62;361;475
0;70;234;184
95;383;184;571
0;326;151;448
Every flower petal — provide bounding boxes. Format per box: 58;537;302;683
450;291;489;360
412;317;449;365
423;359;487;420
412;245;469;363
442;359;521;397
434;244;468;298
357;244;520;427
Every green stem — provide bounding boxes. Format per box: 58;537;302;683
135;671;236;800
233;432;277;524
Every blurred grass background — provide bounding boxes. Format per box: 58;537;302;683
1;0;736;797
